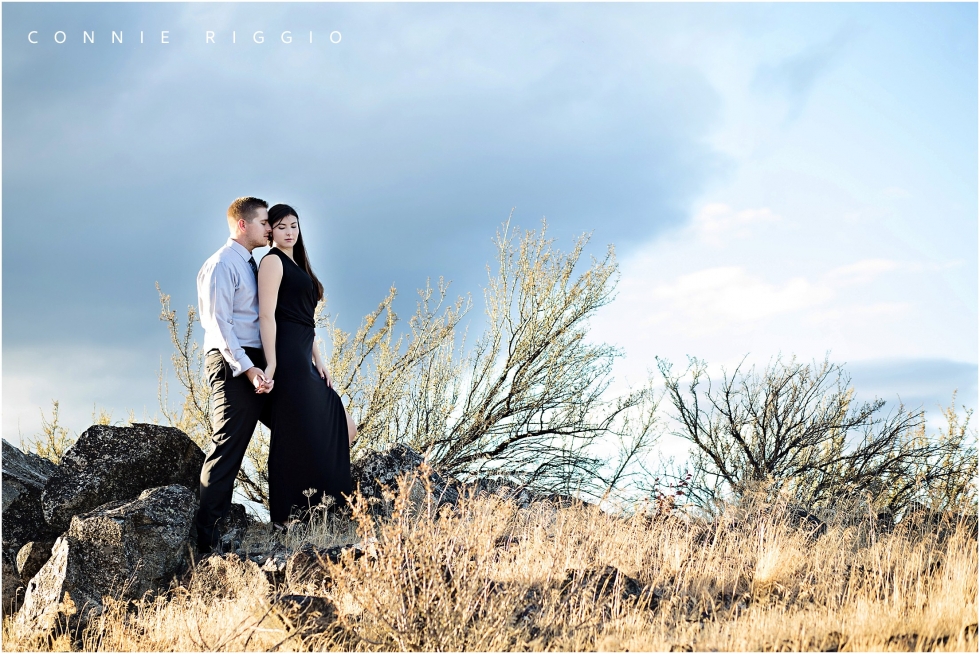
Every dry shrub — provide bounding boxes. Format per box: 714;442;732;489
4;480;976;652
658;356;977;517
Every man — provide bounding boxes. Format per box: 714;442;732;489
195;196;274;553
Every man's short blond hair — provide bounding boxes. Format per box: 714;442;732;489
226;197;268;230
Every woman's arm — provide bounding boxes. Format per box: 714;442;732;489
257;254;284;380
312;337;333;388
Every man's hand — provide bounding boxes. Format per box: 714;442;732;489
245;367;274;393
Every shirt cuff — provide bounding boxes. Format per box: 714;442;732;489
229;354;255;377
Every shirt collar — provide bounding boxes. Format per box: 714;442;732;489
226;238;253;262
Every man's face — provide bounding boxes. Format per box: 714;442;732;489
240;208;270;249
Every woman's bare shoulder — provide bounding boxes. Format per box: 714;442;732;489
259;250;284;270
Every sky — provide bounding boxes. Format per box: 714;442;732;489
3;2;977;449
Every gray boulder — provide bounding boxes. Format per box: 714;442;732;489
41;423;204;531
16;484;197;633
2;440;58;560
455;477;539;509
351;444;459;516
16;538;56;585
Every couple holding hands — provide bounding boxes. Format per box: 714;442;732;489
195;197;356;553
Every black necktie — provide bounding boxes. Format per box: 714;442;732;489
248;256;258;280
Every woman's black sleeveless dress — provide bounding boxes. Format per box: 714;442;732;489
265;247;352;523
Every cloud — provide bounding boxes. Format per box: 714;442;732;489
3;3;730;431
690;203;781;246
601;201;917;345
824;259;902;286
2;2;724;351
587;187;972;386
643;267;832;337
5;4;975;437
631;204;910;337
751;27;855;120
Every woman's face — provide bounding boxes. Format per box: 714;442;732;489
271;214;300;249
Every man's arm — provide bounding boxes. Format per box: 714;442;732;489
199;260;254;377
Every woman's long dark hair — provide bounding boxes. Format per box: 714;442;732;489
267;203;324;302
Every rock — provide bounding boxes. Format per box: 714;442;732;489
456;477;538;509
2;440;59;560
496;583;548;638
885;633;950;650
16;538;56;585
539;493;584;509
188;553;268;599
285;544;331;594
3;557;24;616
560;565;649;605
454;477;592;511
351;444;459;516
16;484;197;633
257;543;293;587
897;508;978;542
41;424;205;532
874;510;895;534
272;594;339;634
813;630;847;652
214;503;255;553
284;542;364;594
787;507;827;539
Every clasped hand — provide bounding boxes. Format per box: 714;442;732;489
246;367;274;393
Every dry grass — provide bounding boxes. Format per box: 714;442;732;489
4;481;977;652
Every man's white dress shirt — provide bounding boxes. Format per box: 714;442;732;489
197;238;262;377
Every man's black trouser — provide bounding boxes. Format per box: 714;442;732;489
196;347;268;552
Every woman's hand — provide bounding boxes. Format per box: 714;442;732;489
264;365;276;383
246;367;273;394
315;361;333;388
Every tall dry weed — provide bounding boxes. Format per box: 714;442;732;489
4;482;976;652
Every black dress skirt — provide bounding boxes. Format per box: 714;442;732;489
264;247;352;523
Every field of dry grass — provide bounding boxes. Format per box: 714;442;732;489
4;480;977;652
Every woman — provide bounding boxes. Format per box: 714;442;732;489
257;203;356;526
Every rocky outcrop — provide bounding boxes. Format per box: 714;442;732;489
41;424;204;532
2;440;58;560
352;444;459;516
16;485;197;633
